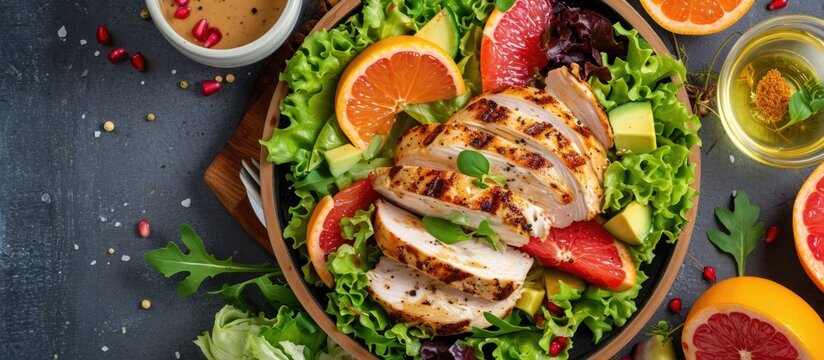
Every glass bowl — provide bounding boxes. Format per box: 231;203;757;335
717;15;824;168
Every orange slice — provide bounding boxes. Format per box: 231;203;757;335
793;161;824;292
682;277;824;359
335;36;466;149
639;0;754;35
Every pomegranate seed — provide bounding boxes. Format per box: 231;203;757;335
107;47;127;62
203;27;222;48
546;301;564;316
96;24;112;45
702;265;717;282
549;339;562;356
768;0;787;10
534;314;545;326
192;18;209;41
130;52;146;71
175;0;189;6
555;336;568;348
668;297;682;313
137;219;151;238
174;6;190;19
201;80;221;96
765;225;779;243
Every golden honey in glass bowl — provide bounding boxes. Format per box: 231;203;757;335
718;16;824;168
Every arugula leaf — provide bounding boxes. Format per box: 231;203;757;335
471;311;538;338
144;224;277;297
784;81;824;130
707;191;765;276
208;274;299;311
422;216;473;244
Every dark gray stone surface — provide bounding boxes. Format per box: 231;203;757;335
0;1;822;359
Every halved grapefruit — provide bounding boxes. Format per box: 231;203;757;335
480;0;552;92
793;161;824;292
306;176;379;287
682;277;824;359
335;36;466;149
520;220;636;291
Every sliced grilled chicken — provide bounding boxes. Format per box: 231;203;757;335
372;166;549;247
545;64;613;148
366;256;522;336
451;90;603;220
467;86;608;180
396;123;580;227
375;200;534;301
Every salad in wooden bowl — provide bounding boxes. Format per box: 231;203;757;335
259;0;701;358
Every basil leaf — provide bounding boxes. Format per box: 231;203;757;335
457;150;490;178
475;220;503;251
707;191;765;276
422;216;473;244
495;0;516;12
785;80;824;129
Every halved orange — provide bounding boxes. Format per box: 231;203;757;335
639;0;754;35
335;36;466;149
793;161;824;292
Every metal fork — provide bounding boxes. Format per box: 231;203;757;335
239;158;267;228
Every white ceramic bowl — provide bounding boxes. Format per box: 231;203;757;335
145;0;301;68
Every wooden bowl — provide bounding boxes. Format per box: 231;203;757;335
260;0;701;358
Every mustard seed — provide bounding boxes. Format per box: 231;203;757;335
139;9;150;20
179;80;189;89
146;113;156;122
140;299;151;309
107;248;115;255
214;75;223;83
225;74;235;83
103;121;115;132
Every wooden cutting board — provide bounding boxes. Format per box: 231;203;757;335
203;0;333;255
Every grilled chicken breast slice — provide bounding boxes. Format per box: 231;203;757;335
396;123;580;227
451;92;603;220
366;256;522;336
372;166;550;247
375;200;534;301
545;64;613;148
478;86;609;181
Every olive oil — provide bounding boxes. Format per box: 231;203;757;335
718;26;824;166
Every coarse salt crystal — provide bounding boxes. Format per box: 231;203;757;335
121;255;131;262
57;26;67;38
181;198;191;208
94;50;100;57
94;131;101;138
732;190;738;197
140;80;145;85
729;155;735;164
80;39;87;45
101;346;108;352
90;260;97;265
99;215;106;222
114;221;121;227
122;327;126;334
175;351;180;359
171;69;177;74
81;113;86;119
81;69;88;77
123;202;128;206
74;244;79;250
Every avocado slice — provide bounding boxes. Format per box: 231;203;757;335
544;268;586;297
604;201;652;246
515;287;545;315
608;101;657;155
415;7;460;58
324;144;363;177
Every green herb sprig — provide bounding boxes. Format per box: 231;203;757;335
785;81;824;129
457;150;506;189
144;224;295;309
707;191;765;276
422;216;503;251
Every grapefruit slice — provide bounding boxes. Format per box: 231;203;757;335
335;36;466;149
793;161;824;292
480;0;552;92
639;0;754;35
682;277;824;359
520;220;636;291
306;176;379;287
